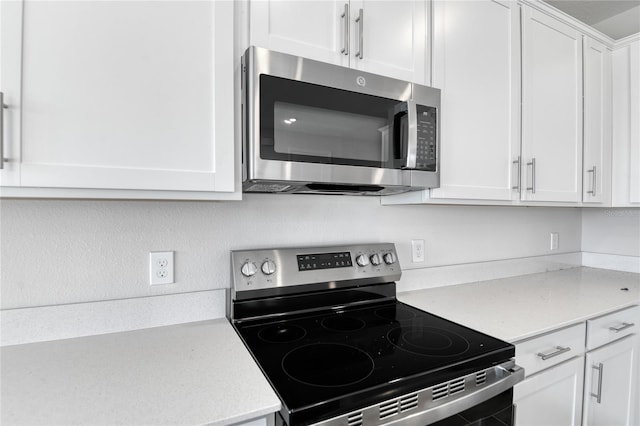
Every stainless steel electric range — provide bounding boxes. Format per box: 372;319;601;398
228;243;524;426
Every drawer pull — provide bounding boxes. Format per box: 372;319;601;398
591;363;604;404
537;346;571;360
609;322;635;333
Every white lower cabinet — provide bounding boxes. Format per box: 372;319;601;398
583;335;638;426
514;356;585;426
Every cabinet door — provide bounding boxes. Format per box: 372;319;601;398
521;7;582;203
0;0;21;187
583;335;638;426
349;0;428;85
630;41;640;204
611;42;640;206
249;0;347;67
514;356;584;426
3;0;234;193
429;0;520;201
582;37;611;205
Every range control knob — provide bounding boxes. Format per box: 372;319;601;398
240;261;258;277
370;253;381;266
383;252;397;265
356;254;370;267
261;260;276;275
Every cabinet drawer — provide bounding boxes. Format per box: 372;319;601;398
586;305;639;350
516;323;586;377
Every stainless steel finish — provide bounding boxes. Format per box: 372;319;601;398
261;260;276;275
0;92;5;170
315;360;524;426
512;156;521;192
526;158;536;193
341;4;349;56
370;253;381;266
231;243;400;301
240;261;258;277
609;322;635;333
356;254;370;267
242;46;441;195
537;346;571;361
355;8;364;59
383;252;397;265
587;166;597;196
405;100;418;169
591;363;604;404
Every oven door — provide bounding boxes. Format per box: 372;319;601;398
431;389;515;426
243;46;440;190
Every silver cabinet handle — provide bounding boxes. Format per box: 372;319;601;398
340;4;349;56
0;92;6;170
355;8;363;59
591;363;604;404
587;166;597;196
512;156;521;192
536;346;571;360
526;158;536;193
609;322;635;333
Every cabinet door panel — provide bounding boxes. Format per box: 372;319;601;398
430;0;520;201
249;0;346;67
350;0;427;85
630;41;640;203
521;8;582;202
0;0;22;187
514;356;584;426
16;0;234;192
582;37;611;204
583;335;638;426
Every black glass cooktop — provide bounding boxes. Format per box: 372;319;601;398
234;301;513;425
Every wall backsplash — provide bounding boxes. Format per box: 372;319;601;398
0;195;584;310
582;208;640;256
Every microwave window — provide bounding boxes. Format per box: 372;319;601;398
274;102;389;163
259;75;405;168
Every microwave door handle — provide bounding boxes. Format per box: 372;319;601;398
405;99;417;169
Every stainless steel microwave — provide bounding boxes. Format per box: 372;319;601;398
241;46;441;196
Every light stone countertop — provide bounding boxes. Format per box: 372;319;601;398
399;267;640;343
0;318;280;426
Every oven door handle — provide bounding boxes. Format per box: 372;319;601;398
402;362;525;425
317;360;525;426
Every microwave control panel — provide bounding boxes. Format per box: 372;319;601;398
416;105;437;170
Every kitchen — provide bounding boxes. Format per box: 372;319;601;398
1;0;639;425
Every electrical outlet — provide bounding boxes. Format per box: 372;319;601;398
550;232;559;251
150;251;174;285
411;239;425;262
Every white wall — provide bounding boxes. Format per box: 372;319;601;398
582;208;640;256
0;196;582;310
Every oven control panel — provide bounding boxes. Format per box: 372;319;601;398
231;243;401;299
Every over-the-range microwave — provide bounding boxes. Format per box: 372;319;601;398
241;46;441;196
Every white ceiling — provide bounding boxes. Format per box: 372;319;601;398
544;0;640;39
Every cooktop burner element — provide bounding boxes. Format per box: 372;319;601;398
282;343;374;387
228;243;523;426
387;325;471;357
258;324;307;343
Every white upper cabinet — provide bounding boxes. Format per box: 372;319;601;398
521;7;583;203
248;1;428;85
612;40;640;206
429;0;520;201
249;1;348;68
582;37;612;205
0;0;237;199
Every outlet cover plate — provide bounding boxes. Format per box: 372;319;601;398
150;251;174;285
411;239;425;262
